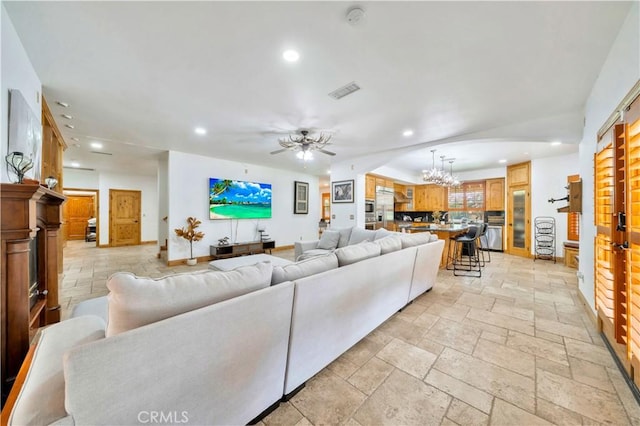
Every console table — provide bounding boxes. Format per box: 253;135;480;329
210;240;275;259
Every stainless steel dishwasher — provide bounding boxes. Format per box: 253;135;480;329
482;225;504;251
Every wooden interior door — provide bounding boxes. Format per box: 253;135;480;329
321;193;330;220
595;124;626;361
63;195;95;240
506;161;531;258
109;189;141;247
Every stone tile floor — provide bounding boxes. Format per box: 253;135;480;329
61;241;640;425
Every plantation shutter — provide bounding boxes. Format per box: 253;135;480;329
567;174;580;241
625;99;640;370
595;130;616;324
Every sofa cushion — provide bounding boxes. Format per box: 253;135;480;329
348;227;376;245
317;230;341;250
374;235;403;255
297;248;334;261
374;228;392;240
9;316;105;426
336;227;353;248
106;262;272;336
399;232;432;248
272;253;339;285
334;241;381;266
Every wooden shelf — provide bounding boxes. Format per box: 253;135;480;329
209;240;276;260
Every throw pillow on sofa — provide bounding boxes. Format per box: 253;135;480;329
336;227;353;248
374;235;403;254
106;262;273;336
271;253;339;285
334;241;381;266
317;230;341;250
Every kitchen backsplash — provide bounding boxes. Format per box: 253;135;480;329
394;210;504;223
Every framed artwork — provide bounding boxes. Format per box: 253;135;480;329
332;179;354;203
8;90;42;182
294;181;309;214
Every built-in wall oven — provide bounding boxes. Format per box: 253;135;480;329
365;199;376;223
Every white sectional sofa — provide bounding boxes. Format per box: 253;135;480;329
7;228;444;425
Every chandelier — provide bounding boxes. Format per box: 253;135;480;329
422;149;462;187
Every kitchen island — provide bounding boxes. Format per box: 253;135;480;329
398;223;470;268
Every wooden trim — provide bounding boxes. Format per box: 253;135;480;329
597;79;640;140
141;240;158;245
271;244;294;252
41;97;68;150
0;343;36;426
97;244;110;248
577;287;597;327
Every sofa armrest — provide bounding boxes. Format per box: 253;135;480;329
70;295;108;323
294;240;319;260
8;316;105;426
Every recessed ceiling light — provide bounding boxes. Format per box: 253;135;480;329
550;141;562;146
498;159;507;164
71;161;80;168
91;142;103;149
327;170;331;174
403;130;414;137
74;144;80;148
524;152;529;155
65;124;75;129
71;137;80;141
56;101;69;108
282;49;300;62
61;114;73;120
194;127;207;135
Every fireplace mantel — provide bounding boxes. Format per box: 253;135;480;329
1;183;65;399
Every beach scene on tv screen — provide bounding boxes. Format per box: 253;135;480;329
209;178;272;219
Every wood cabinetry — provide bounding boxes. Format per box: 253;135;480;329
365;175;376;200
394;184;406;212
507;162;530;186
210;240;276;259
412;185;426;211
41;98;66;193
425;185;446;211
485;178;505;211
1;184;65;399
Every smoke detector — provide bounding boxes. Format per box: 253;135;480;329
346;7;365;26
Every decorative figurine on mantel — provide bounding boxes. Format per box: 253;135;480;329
5;151;34;184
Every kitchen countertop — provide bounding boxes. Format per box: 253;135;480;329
399;223;471;232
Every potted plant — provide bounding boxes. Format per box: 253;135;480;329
175;217;205;266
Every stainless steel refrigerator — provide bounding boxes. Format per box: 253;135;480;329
375;185;395;229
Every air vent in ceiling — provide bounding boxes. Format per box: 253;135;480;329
91;151;112;156
63;166;95;171
328;82;361;100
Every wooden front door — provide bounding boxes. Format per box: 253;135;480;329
109;189;141;247
64;195;95;240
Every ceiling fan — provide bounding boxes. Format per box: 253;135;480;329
270;130;336;159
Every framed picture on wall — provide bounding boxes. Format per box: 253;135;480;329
332;179;354;203
294;181;309;214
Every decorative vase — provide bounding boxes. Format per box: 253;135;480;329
186;258;197;266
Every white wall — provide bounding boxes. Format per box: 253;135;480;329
157;152;169;250
531;153;579;256
457;167;506;181
98;172;158;245
167;151;319;261
1;6;42;183
579;3;639;312
64;168;100;189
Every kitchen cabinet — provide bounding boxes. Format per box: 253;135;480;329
485;178;505;211
405;186;414;211
365;175;376;199
425;185;446;211
414;185;428;211
394;184;406;212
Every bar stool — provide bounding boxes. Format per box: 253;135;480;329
477;223;490;266
451;225;482;277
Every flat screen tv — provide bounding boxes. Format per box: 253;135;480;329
209;178;272;220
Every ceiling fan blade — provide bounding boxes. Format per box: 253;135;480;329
318;149;336;156
270;148;289;155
